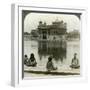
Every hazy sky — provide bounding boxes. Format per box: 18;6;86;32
24;13;80;33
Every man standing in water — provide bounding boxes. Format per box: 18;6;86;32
70;53;80;68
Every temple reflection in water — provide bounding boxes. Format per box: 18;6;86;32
38;41;67;62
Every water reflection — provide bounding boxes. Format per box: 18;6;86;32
24;39;80;77
38;41;67;62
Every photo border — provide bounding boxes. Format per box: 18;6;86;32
11;4;87;87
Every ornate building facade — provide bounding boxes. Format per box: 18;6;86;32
38;20;67;41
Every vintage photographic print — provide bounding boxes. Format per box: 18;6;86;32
23;10;81;78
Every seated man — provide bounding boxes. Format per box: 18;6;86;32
28;53;37;67
70;53;80;69
24;55;28;65
46;56;57;71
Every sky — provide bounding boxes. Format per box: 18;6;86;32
24;12;80;33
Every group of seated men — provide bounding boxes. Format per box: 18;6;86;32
24;53;80;71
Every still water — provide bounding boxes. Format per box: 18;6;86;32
24;40;80;77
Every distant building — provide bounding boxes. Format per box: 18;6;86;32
67;30;80;40
38;20;67;41
24;32;30;35
30;29;39;37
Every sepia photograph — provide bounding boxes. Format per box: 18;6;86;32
23;10;81;78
